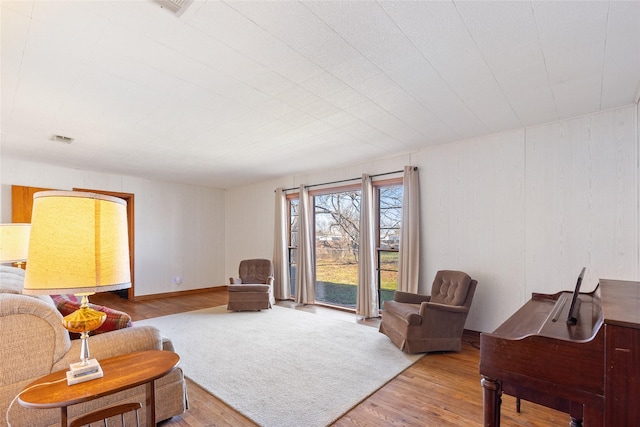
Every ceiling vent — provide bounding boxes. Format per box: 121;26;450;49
154;0;192;16
51;134;74;144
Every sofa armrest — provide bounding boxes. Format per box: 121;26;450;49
52;325;163;371
419;301;469;316
228;284;270;292
230;277;242;284
394;291;431;304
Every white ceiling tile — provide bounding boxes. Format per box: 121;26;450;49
601;65;640;110
321;87;370;110
298;71;350;97
320;112;358;128
431;103;489;141
1;6;31;66
252;99;296;121
343;99;386;121
552;73;604;118
330;55;382;87
30;0;108;42
601;2;640;108
543;41;606;86
276;85;322;109
351;73;400;100
2;0;639;188
463;88;522;132
306;1;423;72
186;1;324;85
531;1;610;38
387;61;454;110
494;61;558;126
276;110;316;128
226;0;326;52
301;99;344;119
455;1;536;37
361;112;428;148
0;0;35;16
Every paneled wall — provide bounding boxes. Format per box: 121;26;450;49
419;130;527;331
1;104;637;330
226;104;639;332
0;161;226;296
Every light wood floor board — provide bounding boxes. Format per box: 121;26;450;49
91;291;567;426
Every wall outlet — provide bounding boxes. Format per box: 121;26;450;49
174;276;182;286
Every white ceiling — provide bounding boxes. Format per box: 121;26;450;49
1;0;639;189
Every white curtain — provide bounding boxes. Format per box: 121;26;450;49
295;185;315;304
398;166;420;293
356;174;379;318
273;188;290;300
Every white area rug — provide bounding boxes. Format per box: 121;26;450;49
136;305;422;427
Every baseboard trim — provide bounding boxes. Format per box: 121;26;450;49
134;286;228;302
463;329;481;339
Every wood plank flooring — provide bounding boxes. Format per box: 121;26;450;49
91;290;567;427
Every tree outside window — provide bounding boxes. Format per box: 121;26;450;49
286;180;402;309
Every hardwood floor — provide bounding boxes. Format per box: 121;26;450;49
91;290;567;427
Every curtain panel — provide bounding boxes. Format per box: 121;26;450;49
356;174;379;318
295;185;315;304
273;188;290;300
397;166;420;293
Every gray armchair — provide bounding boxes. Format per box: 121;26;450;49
379;270;477;354
227;259;275;311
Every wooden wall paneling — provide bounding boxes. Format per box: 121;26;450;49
525;107;638;297
422;130;526;333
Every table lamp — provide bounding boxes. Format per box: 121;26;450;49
0;223;31;267
22;191;131;385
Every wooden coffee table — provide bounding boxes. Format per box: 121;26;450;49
18;350;180;427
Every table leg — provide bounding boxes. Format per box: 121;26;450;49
61;406;68;426
145;380;157;426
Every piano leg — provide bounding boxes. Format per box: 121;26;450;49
481;376;502;427
569;401;583;427
569;417;582;427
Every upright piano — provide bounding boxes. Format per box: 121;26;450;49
480;279;640;427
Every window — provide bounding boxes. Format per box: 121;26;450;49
376;183;402;306
288;198;298;298
287;179;402;310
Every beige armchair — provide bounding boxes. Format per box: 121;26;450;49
379;270;477;354
227;259;275;311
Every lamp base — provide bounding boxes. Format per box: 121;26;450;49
66;358;104;385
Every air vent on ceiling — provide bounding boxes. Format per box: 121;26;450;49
51;134;74;144
154;0;192;15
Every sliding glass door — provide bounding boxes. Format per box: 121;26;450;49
314;188;361;308
286;179;403;310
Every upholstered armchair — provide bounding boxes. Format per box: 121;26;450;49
227;259;275;311
379;270;477;354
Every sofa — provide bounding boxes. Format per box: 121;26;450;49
0;266;188;427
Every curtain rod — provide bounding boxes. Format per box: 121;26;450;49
279;167;417;193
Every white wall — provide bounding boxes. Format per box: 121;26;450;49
0;160;227;296
2;104;637;330
226;104;639;332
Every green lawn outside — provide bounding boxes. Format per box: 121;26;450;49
314;253;398;308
